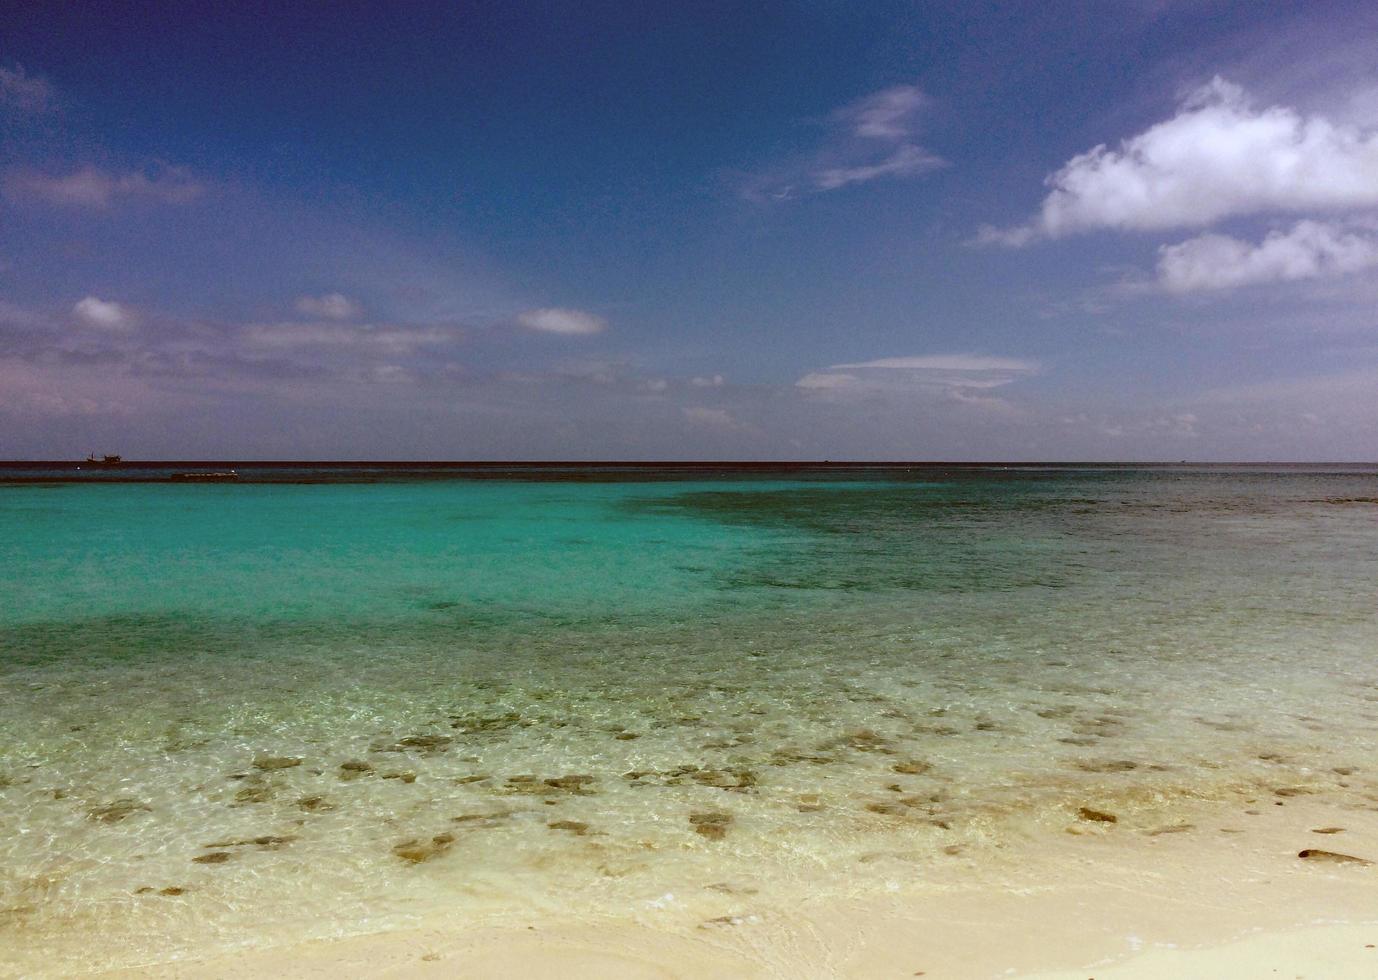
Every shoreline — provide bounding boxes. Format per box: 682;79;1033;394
81;796;1378;979
94;923;1378;980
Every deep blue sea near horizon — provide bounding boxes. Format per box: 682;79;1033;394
2;463;1377;973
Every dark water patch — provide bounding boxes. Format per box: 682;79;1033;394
628;484;1095;594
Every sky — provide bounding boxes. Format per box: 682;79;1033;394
3;0;1378;460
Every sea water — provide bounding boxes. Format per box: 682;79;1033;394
2;464;1376;973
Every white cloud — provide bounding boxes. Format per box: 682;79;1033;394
517;307;607;336
4;164;203;208
682;406;742;430
798;353;1039;394
833;354;1037;372
690;374;724;387
0;64;56;116
73;296;136;331
839;85;928;140
794;371;861;391
551;357;626;384
740;83;945;201
988;78;1378;243
812;144;945;192
295;293;363;320
1159;220;1378;292
242;322;456;354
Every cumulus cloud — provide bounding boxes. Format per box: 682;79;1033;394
1158;220;1378;292
740;84;945;202
798;354;1040;393
0;64;56;116
4;164;203;208
73;296;136;331
295;293;363;320
985;78;1378;244
517;307;607;335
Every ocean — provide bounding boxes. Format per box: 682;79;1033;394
2;463;1376;973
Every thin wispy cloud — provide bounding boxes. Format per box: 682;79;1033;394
295;293;363;320
517;307;607;335
4;164;204;208
241;321;459;355
739;84;945;202
0;63;56;116
798;354;1039;394
681;405;742;429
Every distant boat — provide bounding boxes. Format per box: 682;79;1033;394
85;453;123;465
169;470;239;482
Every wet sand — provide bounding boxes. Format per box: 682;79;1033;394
92;797;1378;979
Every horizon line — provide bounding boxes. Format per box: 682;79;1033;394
3;459;1377;467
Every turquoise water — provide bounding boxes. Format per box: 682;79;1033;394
2;465;1377;973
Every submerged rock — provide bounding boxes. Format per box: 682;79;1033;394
839;729;892;752
865;802;907;816
393;832;456;863
233;784;273;805
548;820;590;835
298;795;335;812
891;760;931;775
691;768;757;792
699;915;746;929
706;881;758;895
505;774;597;796
544;774;597;794
387;734;454;754
203;835;296;849
451;811;510;828
88;799;149;823
1075;759;1139;773
689;811;733;840
768;748;834;766
1299;848;1370;865
450;712;522;734
381;770;417;783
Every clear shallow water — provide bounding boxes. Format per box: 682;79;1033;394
2;465;1378;974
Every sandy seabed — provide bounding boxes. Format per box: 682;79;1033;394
84;797;1378;980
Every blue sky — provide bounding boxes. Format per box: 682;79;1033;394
3;1;1378;459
